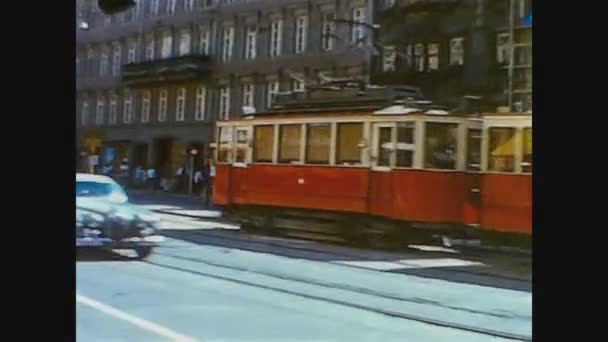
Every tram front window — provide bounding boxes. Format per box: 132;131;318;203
235;129;249;163
467;129;482;171
254;125;274;163
425;123;458;170
306;123;330;164
396;123;415;167
279;124;302;163
378;127;392;167
488;127;516;172
218;126;234;163
522;127;532;173
337;123;363;165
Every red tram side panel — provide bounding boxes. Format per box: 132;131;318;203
480;174;532;234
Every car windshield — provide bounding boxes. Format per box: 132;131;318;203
76;181;125;198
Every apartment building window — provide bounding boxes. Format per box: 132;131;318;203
244;26;257;60
109;93;118;124
127;39;137;63
158;89;168;122
179;29;191;56
123;90;133;124
351;7;366;45
427;43;439;71
104;15;112;26
185;0;194;11
151;0;159;16
167;0;176;15
194;86;206;121
176;88;186;121
145;34;155;60
219;87;231;120
267;81;279;108
112;43;122;76
242;83;254;108
321;12;335;51
100;47;108;76
141;90;151;123
81;101;90;127
270;19;283;57
449;37;464;66
161;31;173;58
222;26;235;62
383;0;396;8
292;79;305;92
199;28;210;54
133;0;142;18
383;45;396;72
294;15;308;54
413;43;424;72
96;95;105;125
87;47;95;75
496;33;510;65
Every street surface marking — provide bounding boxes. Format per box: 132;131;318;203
408;245;459;254
139;205;181;211
76;294;199;342
333;258;484;271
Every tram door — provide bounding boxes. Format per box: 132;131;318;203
463;125;482;226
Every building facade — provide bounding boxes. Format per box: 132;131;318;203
76;0;376;175
371;0;532;112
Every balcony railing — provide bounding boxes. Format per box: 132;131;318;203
121;54;212;87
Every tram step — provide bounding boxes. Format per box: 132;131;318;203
273;217;340;234
282;230;346;244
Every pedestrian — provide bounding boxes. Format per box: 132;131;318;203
194;169;204;195
146;167;157;191
203;158;216;209
135;166;146;188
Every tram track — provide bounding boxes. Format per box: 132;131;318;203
143;251;532;342
159;227;532;287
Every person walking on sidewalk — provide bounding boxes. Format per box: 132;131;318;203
203;158;216;209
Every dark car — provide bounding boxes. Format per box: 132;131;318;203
76;173;163;258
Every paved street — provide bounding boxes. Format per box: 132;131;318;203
77;211;531;342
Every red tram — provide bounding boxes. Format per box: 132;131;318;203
210;88;531;247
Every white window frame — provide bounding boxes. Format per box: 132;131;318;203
176;87;186;121
449;37;465;66
109;94;118;125
351;7;366;45
161;31;173;59
100;47;108;76
158;88;168;122
145;35;155;60
427;43;439;71
199;28;210;55
270;19;283;57
219;86;231;120
127;39;137;63
141;90;151;123
184;0;194;12
194;86;207;121
292;79;305;93
222;26;235;62
96;95;105;125
112;43;122;76
383;45;396;72
242;83;254;107
166;0;176;15
81;101;90;127
267;81;279;108
179;29;191;56
123;90;133;124
496;33;510;65
321;12;335;51
295;15;308;54
244;26;257;60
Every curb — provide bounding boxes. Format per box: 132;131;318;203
151;209;224;220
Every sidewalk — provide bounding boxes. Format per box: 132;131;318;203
127;189;223;219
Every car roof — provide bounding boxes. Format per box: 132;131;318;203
76;173;116;184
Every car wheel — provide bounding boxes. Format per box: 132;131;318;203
134;246;154;259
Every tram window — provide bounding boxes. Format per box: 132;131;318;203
488;127;516;172
424;123;458;170
396;122;415;167
337;123;363;165
522;128;532;173
235;129;249;163
306;123;330;164
377;127;392;167
279;124;302;163
253;125;274;163
466;129;482;171
218;126;234;163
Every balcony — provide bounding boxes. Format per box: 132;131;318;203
121;55;212;87
398;0;460;13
